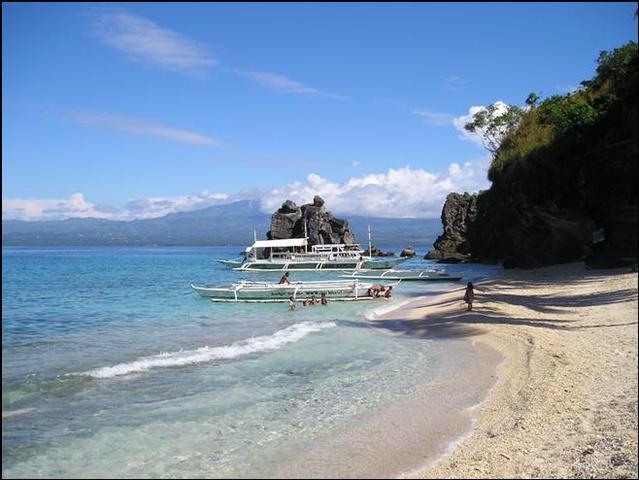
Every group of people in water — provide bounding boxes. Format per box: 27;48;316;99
282;272;393;311
283;273;477;312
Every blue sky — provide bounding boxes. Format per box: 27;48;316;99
2;2;637;219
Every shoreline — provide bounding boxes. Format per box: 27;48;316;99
375;262;637;478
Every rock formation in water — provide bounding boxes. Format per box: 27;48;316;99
425;193;477;263
400;246;416;257
267;195;357;246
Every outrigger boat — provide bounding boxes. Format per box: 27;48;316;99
339;269;463;282
216;225;407;272
191;279;397;303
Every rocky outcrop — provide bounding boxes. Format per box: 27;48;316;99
400;246;416;257
370;246;395;257
425;192;477;263
267;195;357;246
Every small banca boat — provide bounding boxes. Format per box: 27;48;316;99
339;269;462;282
191;279;396;302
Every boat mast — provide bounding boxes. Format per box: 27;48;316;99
368;225;372;258
304;221;308;253
253;227;257;242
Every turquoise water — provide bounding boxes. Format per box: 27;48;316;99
2;247;499;478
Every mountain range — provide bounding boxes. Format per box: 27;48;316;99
2;200;441;249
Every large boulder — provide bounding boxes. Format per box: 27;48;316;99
425;192;477;262
400;246;416;257
266;195;357;246
269;200;302;239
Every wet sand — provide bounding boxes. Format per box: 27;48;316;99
376;262;638;478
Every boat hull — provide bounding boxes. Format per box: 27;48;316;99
191;280;390;302
340;270;462;281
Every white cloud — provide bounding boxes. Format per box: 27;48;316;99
229;69;347;99
122;191;230;219
3;159;491;221
94;11;216;74
410;107;456;126
2;191;233;221
452;100;510;148
70;111;222;146
261;159;490;218
2;193;113;221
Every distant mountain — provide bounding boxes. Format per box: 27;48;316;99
2;200;441;248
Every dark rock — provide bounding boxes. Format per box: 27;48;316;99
425;192;478;262
370;246;395;257
400;246;416;257
266;196;357;246
270;201;302;239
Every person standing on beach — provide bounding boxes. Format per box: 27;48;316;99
464;282;475;311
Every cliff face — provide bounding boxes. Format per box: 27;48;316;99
267;195;357;246
426;42;638;269
425;192;477;263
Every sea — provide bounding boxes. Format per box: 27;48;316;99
2;246;501;478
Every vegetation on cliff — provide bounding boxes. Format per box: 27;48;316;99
437;41;638;268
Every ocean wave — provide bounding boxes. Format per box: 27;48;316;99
2;407;37;419
78;321;337;379
364;299;414;320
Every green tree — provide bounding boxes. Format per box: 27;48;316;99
525;92;540;108
464;103;524;155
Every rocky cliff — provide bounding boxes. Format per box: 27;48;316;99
425;192;477;263
426;42;638;269
267;195;357;246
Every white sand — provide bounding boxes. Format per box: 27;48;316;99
383;262;638;478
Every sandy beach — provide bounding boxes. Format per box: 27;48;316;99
375;262;637;479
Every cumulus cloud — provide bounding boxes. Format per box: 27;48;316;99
94;11;216;74
122;191;230;219
2;191;232;221
2;193;113;221
3;159;491;221
70;111;222;146
261;159;490;218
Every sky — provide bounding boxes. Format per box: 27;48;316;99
2;2;637;220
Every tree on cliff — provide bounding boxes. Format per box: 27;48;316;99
463;102;524;155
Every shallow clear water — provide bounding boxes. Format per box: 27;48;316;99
2;246;500;478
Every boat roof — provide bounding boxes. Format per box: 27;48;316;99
248;238;308;250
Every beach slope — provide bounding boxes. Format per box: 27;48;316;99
381;263;637;478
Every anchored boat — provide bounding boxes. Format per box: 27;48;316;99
339;269;463;281
191;279;396;302
229;238;406;272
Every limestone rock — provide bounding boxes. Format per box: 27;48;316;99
400;246;416;257
266;196;357;246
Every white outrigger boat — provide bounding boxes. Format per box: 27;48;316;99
229;235;406;272
340;269;463;282
191;279;396;303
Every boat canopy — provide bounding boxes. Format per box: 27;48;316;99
247;238;308;251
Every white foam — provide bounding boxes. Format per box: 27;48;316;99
78;321;336;379
365;298;414;320
2;407;36;419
